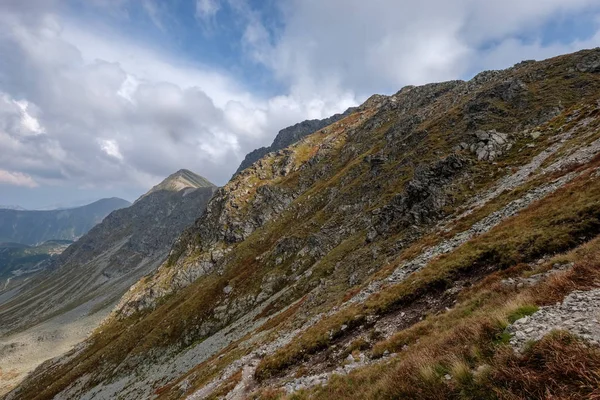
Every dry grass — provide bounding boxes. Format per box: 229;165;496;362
205;370;243;400
256;168;600;379
276;233;600;400
490;331;600;400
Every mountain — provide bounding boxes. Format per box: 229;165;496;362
0;206;26;211
0;170;216;395
143;169;215;197
233;108;356;175
0;198;131;245
9;49;600;400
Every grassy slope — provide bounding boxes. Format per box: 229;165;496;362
254;161;600;381
275;196;600;400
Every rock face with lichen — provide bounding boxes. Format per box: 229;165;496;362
459;130;512;161
9;48;600;400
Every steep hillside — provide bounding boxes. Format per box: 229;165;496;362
0;198;131;245
0;171;216;395
234;108;356;175
9;49;600;400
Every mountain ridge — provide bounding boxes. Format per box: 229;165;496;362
8;48;600;400
233;108;357;176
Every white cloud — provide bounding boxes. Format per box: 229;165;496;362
0;2;347;191
13;100;45;135
195;0;221;22
242;0;600;98
474;31;600;73
0;170;38;187
1;0;600;197
60;22;254;108
99;139;123;160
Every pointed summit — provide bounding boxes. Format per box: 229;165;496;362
144;169;215;197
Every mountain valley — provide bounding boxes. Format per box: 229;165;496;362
0;170;217;395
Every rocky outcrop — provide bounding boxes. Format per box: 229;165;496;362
509;289;600;350
371;154;466;238
456;130;512;161
575;49;600;73
233;108;356;176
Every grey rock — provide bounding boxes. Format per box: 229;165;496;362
508;289;600;351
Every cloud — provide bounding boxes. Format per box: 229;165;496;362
195;0;221;23
1;0;600;200
99;139;123;160
240;0;600;98
0;170;38;187
0;2;346;191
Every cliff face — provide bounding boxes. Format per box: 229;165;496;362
9;49;600;400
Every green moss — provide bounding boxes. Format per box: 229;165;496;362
507;305;539;323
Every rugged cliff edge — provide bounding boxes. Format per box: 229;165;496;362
233;108;356;176
9;48;600;400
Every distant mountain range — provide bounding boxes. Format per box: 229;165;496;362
0;205;26;211
0;169;216;341
0;197;131;245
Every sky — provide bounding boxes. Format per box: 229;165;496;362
1;0;600;208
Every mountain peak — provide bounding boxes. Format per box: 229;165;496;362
144;169;215;197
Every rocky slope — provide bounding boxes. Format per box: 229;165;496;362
0;170;216;395
0;198;131;245
233;108;356;176
8;48;600;400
